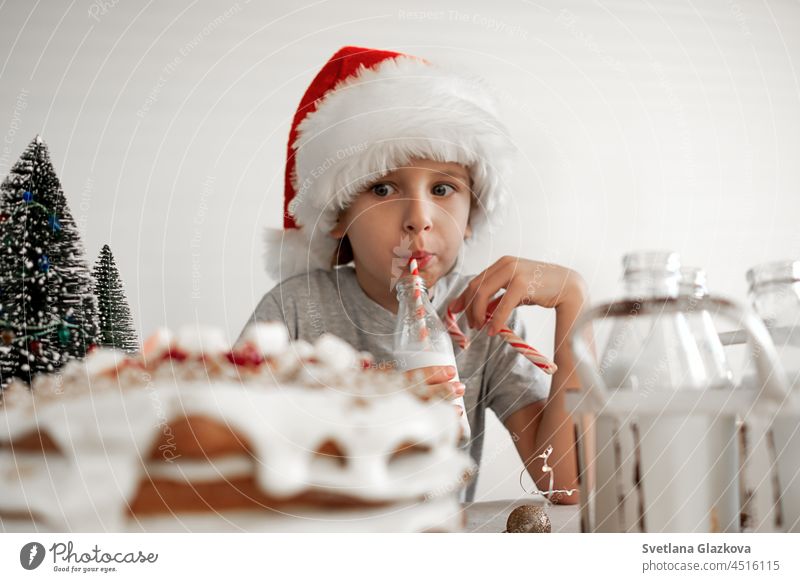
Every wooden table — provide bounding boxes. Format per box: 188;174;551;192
463;497;581;533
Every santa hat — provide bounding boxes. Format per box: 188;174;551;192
265;45;515;282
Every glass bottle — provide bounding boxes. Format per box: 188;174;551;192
679;266;734;390
746;260;800;381
746;260;800;532
599;251;707;391
596;252;739;532
392;274;471;446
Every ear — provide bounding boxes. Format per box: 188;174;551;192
330;213;346;239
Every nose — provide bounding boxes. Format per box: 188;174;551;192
402;195;433;234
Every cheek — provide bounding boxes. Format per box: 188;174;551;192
345;204;399;250
438;195;471;231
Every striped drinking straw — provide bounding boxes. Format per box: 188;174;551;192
445;292;558;375
407;258;431;346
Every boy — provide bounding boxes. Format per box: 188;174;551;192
241;46;589;503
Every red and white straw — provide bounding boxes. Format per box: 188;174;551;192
407;258;430;346
445;292;558;376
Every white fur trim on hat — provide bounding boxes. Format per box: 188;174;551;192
265;55;515;282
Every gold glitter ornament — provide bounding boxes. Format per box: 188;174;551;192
505;504;551;533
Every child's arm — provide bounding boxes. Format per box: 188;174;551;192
449;257;592;504
503;286;591;504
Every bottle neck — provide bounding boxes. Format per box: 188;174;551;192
747;260;800;294
621;251;681;299
622;272;680;299
679;267;708;298
393;274;451;355
395;275;430;301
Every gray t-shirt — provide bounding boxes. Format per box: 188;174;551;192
238;265;550;501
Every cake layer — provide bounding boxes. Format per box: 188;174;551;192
0;381;474;531
128;475;394;515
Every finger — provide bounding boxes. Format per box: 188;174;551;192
403;365;456;385
469;266;511;330
425;382;462;400
454;403;464;416
449;259;507;323
425;365;457;384
449;293;466;314
448;275;481;318
485;295;503;322
486;285;523;336
431;382;465;399
478;257;527;331
451;381;466;398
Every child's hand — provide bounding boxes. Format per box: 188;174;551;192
448;256;588;336
402;365;465;401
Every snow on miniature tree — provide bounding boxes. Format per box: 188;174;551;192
92;244;138;353
0;135;99;386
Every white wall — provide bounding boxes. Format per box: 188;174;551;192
1;0;798;501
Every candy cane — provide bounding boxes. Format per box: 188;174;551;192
446;294;558;375
445;307;470;350
487;296;558;374
495;326;558;374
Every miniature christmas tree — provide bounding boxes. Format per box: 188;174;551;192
0;135;99;386
92;244;138;353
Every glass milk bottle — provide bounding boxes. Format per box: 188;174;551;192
596;251;738;531
392;274;471;446
679;266;734;390
599;251;707;391
746;260;800;531
747;260;800;381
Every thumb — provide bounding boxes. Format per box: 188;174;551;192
449;294;466;313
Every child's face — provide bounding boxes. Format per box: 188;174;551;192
330;158;473;289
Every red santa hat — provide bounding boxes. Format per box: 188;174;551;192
265;45;515;282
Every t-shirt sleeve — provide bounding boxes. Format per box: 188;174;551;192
237;289;298;342
484;309;551;424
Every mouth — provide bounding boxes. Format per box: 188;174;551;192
409;250;435;269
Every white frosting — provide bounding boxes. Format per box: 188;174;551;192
292;339;315;359
175;325;229;356
81;348;129;378
313;333;359;371
236;322;289;356
0;323;475;532
144;455;253;482
141;327;174;361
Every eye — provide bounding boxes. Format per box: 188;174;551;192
371;183;396;197
432;183;456;197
